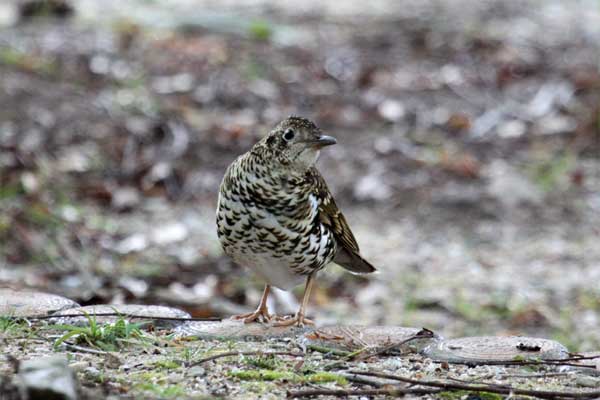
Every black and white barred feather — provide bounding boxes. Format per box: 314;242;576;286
217;116;376;290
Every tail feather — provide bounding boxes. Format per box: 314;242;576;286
333;248;377;274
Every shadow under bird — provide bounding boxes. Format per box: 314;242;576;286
216;116;376;326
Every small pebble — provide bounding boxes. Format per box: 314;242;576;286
187;366;206;377
378;99;405;122
68;361;89;372
84;367;101;379
168;373;184;383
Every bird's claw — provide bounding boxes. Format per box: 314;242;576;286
272;313;314;328
231;308;273;324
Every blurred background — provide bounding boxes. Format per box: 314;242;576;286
0;0;599;350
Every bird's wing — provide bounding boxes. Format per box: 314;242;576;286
307;167;360;253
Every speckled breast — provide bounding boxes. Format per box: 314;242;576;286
216;164;337;286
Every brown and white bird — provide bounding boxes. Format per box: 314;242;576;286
216;116;376;326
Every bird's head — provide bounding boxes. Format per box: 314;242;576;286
260;116;336;173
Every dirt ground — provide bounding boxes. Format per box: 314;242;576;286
1;0;600;398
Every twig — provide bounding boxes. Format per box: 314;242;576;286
339;372;386;388
287;387;442;398
189;350;302;367
351;327;435;361
498;372;572;379
321;360;348;371
436;358;598;369
306;344;351;357
349;370;600;399
61;342;113;355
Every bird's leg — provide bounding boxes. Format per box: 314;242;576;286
273;273;315;327
231;284;273;323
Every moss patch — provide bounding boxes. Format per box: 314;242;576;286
229;369;347;385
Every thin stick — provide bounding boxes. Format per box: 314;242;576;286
189;350;302;367
349;370;600;399
340;373;386;388
61;343;113;356
437;358;598;369
287;387;443;398
497;372;572;379
351;327;435;360
307;344;351;357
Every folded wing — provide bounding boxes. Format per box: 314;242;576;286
307;167;376;274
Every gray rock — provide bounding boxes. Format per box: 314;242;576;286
303;326;441;354
50;304;190;329
576;375;600;388
173;319;310;340
83;366;101;380
174;321;439;354
187;366;206;377
0;288;79;317
497;119;527;138
422;336;569;364
17;355;79;400
534;114;577;135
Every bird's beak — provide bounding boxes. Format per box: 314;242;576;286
306;135;337;148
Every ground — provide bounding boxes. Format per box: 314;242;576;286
0;0;599;398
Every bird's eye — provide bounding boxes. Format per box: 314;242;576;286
283;128;295;141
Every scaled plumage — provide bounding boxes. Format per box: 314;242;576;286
216;116;376;326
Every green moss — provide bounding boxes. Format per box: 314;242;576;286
0;47;56;75
229;369;347;385
529;151;574;192
244;355;280;370
0;183;23;200
0;214;10;233
134;371;166;382
136;382;185;398
249;21;272;41
153;359;181;370
229;369;297;382
305;372;347;385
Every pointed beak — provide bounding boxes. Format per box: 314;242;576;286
310;135;337;148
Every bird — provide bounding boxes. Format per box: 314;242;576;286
216;116;376;327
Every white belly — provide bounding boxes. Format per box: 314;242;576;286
242;253;305;290
217;182;335;290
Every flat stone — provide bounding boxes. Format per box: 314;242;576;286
302;326;441;354
0;288;79;317
50;304;190;329
422;336;569;364
174;319;311;340
174;321;440;351
576;375;600;388
16;355;78;400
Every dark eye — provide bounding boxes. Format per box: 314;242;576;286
283;128;295;141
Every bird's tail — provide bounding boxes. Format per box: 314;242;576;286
333;248;377;274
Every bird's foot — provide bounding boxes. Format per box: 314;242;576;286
272;313;314;328
231;307;272;324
